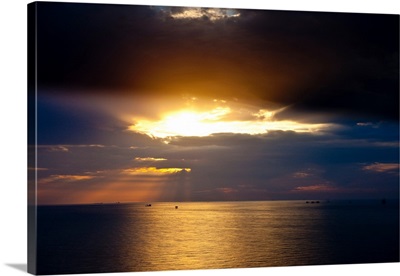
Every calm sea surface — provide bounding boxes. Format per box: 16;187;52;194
36;200;399;274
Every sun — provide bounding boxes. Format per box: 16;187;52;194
162;112;207;135
130;108;232;138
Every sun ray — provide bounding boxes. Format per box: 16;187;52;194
128;103;335;138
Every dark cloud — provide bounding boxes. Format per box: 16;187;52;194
37;125;398;201
36;2;398;120
161;129;398;200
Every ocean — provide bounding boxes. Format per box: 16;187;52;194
36;200;399;275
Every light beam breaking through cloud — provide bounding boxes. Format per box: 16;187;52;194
129;100;337;138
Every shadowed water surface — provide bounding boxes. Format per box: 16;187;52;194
36;200;399;274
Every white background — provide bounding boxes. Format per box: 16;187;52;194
0;0;399;276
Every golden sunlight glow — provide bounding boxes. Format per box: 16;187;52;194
170;8;240;21
123;167;191;175
40;174;96;184
134;157;167;162
129;105;334;138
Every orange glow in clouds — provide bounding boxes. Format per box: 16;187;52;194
129;100;335;138
123;167;191;175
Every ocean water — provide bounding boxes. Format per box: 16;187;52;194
36;200;399;275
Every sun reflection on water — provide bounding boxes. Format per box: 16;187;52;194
118;201;331;271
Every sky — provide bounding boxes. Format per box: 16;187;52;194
29;2;399;205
